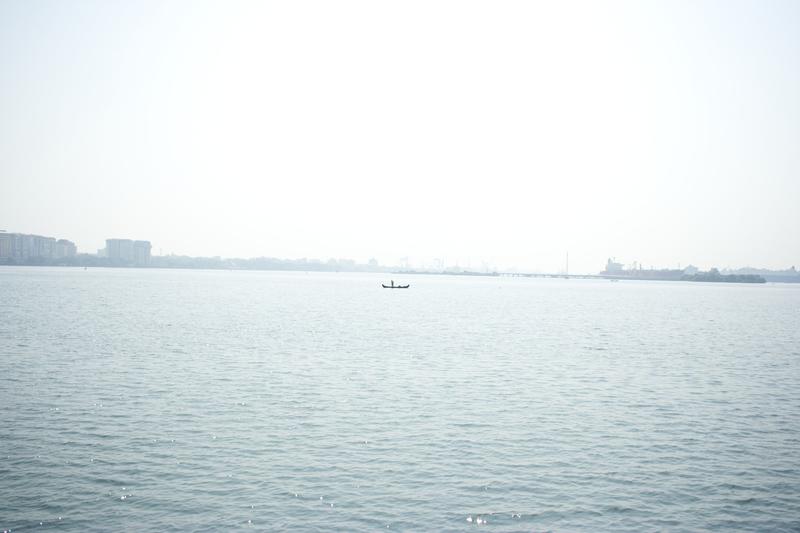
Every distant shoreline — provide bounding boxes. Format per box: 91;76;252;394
4;263;798;283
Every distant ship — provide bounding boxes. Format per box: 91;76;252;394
601;258;765;283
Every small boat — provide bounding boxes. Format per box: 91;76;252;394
382;280;409;289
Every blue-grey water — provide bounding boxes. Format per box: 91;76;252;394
1;267;799;532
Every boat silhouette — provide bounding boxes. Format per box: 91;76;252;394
382;280;409;289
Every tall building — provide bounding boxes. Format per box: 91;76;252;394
0;232;65;261
0;232;12;259
56;239;77;258
106;238;151;266
106;238;133;263
133;240;151;266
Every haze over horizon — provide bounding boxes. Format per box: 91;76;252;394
2;1;798;273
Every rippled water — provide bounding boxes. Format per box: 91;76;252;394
1;267;799;531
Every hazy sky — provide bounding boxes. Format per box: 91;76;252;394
1;1;798;273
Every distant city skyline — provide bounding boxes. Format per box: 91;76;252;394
2;1;798;273
0;231;77;262
1;227;797;276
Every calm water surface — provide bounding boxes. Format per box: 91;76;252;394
1;267;799;531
